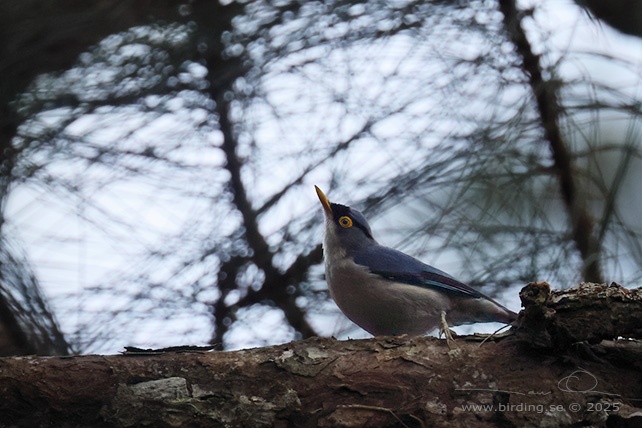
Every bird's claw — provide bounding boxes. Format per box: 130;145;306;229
439;311;458;348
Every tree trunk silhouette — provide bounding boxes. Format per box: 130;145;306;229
499;0;604;284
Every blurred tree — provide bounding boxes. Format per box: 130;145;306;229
0;238;70;355
0;0;640;354
577;0;642;38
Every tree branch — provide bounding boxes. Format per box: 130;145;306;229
498;0;604;283
578;0;642;38
515;282;642;350
2;282;642;428
213;80;316;341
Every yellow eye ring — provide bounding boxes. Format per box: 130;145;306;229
338;216;353;228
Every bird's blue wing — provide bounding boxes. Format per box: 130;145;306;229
352;245;485;298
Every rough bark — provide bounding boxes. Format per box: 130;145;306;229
516;282;642;350
1;283;641;427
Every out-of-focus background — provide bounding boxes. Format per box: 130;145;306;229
0;0;640;355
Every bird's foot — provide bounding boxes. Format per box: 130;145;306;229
439;311;458;348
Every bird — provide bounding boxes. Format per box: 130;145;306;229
315;186;518;341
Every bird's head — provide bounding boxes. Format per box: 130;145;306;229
315;186;376;254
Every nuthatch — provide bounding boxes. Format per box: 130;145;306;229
315;186;518;340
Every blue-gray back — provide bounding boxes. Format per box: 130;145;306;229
352;245;487;299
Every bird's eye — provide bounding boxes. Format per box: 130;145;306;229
338;216;353;228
